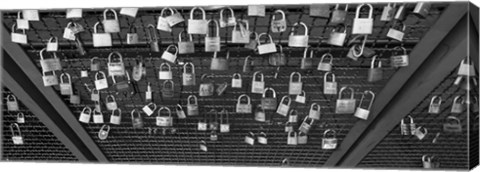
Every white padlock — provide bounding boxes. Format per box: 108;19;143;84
352;4;374;35
288;22;309;47
188;7;208;34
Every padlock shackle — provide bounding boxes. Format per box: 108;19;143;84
334;3;349;11
355;3;373;19
220;7;235;21
243;56;252;67
303;47;313;59
324;72;336;83
302;115;315;125
257;33;274;44
233;19;249;31
106;95;116;103
100;124;110;132
17;112;25;118
59;72;72;84
146;24;158;42
262;87;277;98
288;131;297;137
95;71;106;80
310;103;321;112
130;109;141;119
7;94;17;101
187;95;198;105
17;11;23;19
160;7;174;17
446;116;461;124
178;30;193;42
103;9;118;20
393;46;407;55
208;108;218;120
338;86;355;99
93;108;102;115
290;22;308;36
392;21;406;31
320;53;334;64
11;23;26;34
200;73;214;82
280;95;292;106
157;106;172;117
370;55;382;68
289;109;298;116
232;73;241;79
145;102;157;111
165;44;179;55
351;35;368;58
237;94;251;105
128;24;137;33
39;48;58;60
453;95;464;104
160;62;171;72
430;96;442;105
111;71;130;83
252;71;264;82
108;51;123;63
323;129;336;138
163;79;174;89
220;108;229;123
333;24;347;33
416;126;428;135
290;72;302;83
183;62;195;74
206;19;220;37
90;56;99;63
358;90;375;110
111;108;121;116
272;9;286;20
48;36;58;43
81;106;92;115
190;7;206;20
10;123;22;136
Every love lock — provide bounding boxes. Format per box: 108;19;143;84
336;87;356;114
248;5;265;16
210;51;229;71
231;73;242;88
219;7;236;28
413;2;431;19
276;96;292;117
111;72;132;95
59;73;73;95
323;72;338;95
107;51;125;76
131;109;144;129
391;46;409;67
352;4;374;35
380;3;395;21
102;9;120;33
243;56;254;72
295;91;307;104
16;112;25;124
368;56;383;82
178;31;195;54
309;103;321;120
268;44;286;66
236;94;252;114
10;123;24;145
39;48;62;72
187;95;199;116
257;33;277;55
188;7;208;34
301;47;315;70
443;116;462;133
288;109;298;123
208;109;219;131
354;90;375;120
220;109;230;133
109;108;122;125
161;44;179;63
322;129;338;149
287;131;298;145
451;95;465;113
105;95;118;111
157;8;174;32
317;53;334;72
46;36;59;52
98;124;111;140
182;62;196;86
231;20;250;44
199;74;214;97
422;155;439;169
6;95;19;111
126;25;139;45
245;132;256;145
330;4;348;24
428;96;442;114
146;24;160;52
251;71;265;94
156;106;173;127
158;63;173;80
11;23;28;44
400;115;416;135
255;104;266;122
288;72;303;95
386;22;406;42
297;131;308;145
299;116;315;134
142;102;157;117
271;10;287;33
42;71;58;87
309;4;330;18
257;132;268;144
414;126;428;140
161;80;175;98
175;104;187;119
93;108;104;124
205;20;221;52
92;22;112;47
261;87;277;110
288;22;309;47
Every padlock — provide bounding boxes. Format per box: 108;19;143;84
105;95;118;111
70;93;81;105
156;106;173;127
413;2;431;19
276;96;291;116
269;44;286;66
219;7;236;28
400;115;414;135
205;20;221;52
90;88;100;101
42;71;59;87
107;52;125;77
255;104;266;122
309;103;321;120
92;22;112;47
66;9;83;19
257;33;277;55
208;109;219;131
11;23;28;44
428;96;442;114
132;58;144;81
95;71;108;90
335;86;356;114
271;10;287;33
299;116;315;134
327;24;348;47
352;4;373;35
39;48;62;72
94;101;102;112
109;108;122;125
93;108;104;124
16;11;30;29
347;35;374;60
457;58;476;76
199;140;208;152
287;131;298;145
80;70;88;78
251;71;265;94
161;45;179;64
62;22;76;41
182;62;196;86
70;21;85;34
248;5;265;17
16;112;25;124
145;82;152;101
111;72;132;95
368;56;383;82
451;95;465;113
21;9;39;21
261;87;277;110
230;20;250;44
102;9;120;33
210;51;229;70
257;132;268;144
298;131;308;144
285;122;294;132
245;32;259;50
75;34;87;56
176;104;187;119
178;31;195;54
10;123;24;145
317;53;334;71
414;126;428;140
422;155;439;169
98;124;110;140
391;46;409;67
244;132;256;145
46;37;58;52
323;72;338;95
387;22;406;42
310;4;330;18
472;96;479;113
126;25;139;44
394;4;406;20
322;129;338;149
243;56;254;73
6;95;19;111
288;109;298;123
330;4;348;24
198;113;208;131
146;24;160;52
288;22;309;47
289;72;303;95
165;8;184;27
59;73;73;95
236;94;252;114
187;95;199;116
158;63;173;80
188;7;208;34
210;130;218;141
443;116;462;133
142;102;157;117
90;57;100;71
380;3;395;21
199;74;214;96
301;48;315;70
162;80;175;98
120;7;138;18
78;106;92;123
157;8;174;32
295;91;307;104
220;109;230;133
354;90;375;120
231;73;242;88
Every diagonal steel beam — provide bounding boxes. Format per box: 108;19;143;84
339;14;469;167
469;3;479;71
324;3;468;167
2;26;108;162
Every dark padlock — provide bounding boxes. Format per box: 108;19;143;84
162;80;175;98
301;47;314;70
210;51;229;71
131;109;144;129
112;71;132;95
368;55;383;82
261;87;278;110
199;74;214;97
243;56;253;73
443;116;462;133
146;24;160;52
75;36;87;56
268;44;286;66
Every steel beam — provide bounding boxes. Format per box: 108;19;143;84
469;3;479;71
324;3;468;167
2;25;108;162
